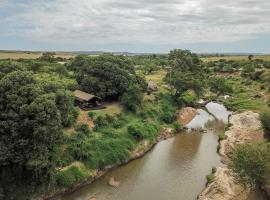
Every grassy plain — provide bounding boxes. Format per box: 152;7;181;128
201;55;270;62
0;50;75;60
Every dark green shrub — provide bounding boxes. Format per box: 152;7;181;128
93;114;115;130
88;112;95;119
172;122;182;132
260;112;270;138
160;111;177;123
212;167;217;174
75;123;91;135
127;122;159;141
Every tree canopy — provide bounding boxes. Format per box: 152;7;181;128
72;54;147;100
165;49;206;97
0;71;65;198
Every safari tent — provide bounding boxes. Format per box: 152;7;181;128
74;90;102;110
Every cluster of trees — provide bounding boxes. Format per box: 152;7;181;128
165;49;206;98
0;61;78;199
70;54;147;111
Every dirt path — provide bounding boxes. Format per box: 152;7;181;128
198;111;265;200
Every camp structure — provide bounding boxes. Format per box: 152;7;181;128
147;81;159;93
74;90;103;110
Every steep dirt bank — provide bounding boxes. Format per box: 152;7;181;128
198;111;265;200
41;128;175;200
178;107;198;125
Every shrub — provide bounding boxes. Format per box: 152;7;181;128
56;166;87;188
218;132;227;141
84;138;134;169
179;91;196;106
127;122;159;141
229;143;270;188
88;112;95;119
121;84;143;112
160;111;177;124
75;123;91;135
260;112;270;138
172;122;182;132
206;174;215;184
212;167;217;174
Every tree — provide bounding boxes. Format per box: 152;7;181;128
0;71;63;199
248;54;254;61
121;85;143;112
55;89;78;127
39;52;56;62
229;143;270;188
74;54;147;100
0;61;22;79
166;49;206;97
209;77;233;98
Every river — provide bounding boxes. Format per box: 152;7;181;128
57;103;230;200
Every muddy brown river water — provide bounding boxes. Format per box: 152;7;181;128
56;103;265;200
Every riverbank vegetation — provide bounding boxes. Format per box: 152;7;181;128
1;50;270;199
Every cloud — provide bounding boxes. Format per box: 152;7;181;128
1;0;270;46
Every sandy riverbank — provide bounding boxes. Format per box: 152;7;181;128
198;111;265;200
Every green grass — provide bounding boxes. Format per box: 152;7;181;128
223;77;270;113
91;102;123;117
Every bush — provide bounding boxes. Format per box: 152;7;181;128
75;123;91;135
88;112;95;119
260;112;270;138
121;84;143;112
179;91;196;106
84;138;134;169
229;143;270;188
212;167;217;174
56;166;87;188
127;122;159;141
160;111;177;124
218;132;227;141
206;174;215;184
93;114;115;130
172;122;182;132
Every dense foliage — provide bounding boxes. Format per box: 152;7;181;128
71;54;147;100
0;71;63;198
166;49;206;97
229;143;270;188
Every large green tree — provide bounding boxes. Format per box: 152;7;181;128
166;49;206;97
73;54;146;100
0;71;63;199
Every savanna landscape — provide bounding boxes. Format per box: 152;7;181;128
1;1;270;200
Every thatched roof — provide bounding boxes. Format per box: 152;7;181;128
74;90;101;102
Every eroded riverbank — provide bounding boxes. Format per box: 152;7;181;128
198;111;266;200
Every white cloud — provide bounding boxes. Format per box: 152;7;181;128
1;0;270;45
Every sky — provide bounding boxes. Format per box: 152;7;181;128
0;0;270;53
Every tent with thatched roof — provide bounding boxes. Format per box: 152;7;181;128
74;90;102;109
